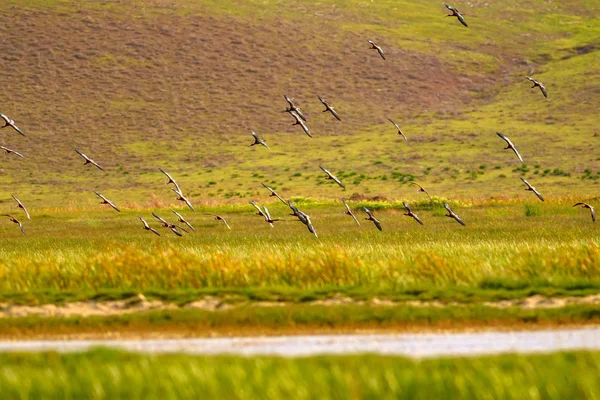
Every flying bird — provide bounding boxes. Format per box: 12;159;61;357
93;191;120;212
75;149;105;171
3;214;24;235
319;166;345;189
573;203;595;222
284;95;306;121
206;213;231;230
288;201;317;237
444;203;465;226
261;183;287;205
172;209;195;231
0;146;24;158
341;198;360;226
159;168;181;193
388;119;409;145
11;195;30;220
171;188;194;211
368;40;385;60
403;202;424;225
496;132;524;163
139;216;160;236
250;201;266;217
250;130;270;149
410;182;431;200
0;113;24;136
317;96;341;121
364;207;382;231
290;110;312;138
262;206;280;227
152;212;187;236
526;76;548;98
520;177;544;202
445;4;468;27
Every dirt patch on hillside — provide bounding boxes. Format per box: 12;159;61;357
1;294;599;319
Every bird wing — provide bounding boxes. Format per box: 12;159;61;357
445;4;456;11
350;211;360;226
444;203;453;214
539;84;548;98
284;94;294;108
329;107;341;121
496;132;512;146
373;217;382;231
332;175;345;189
453;214;466;226
182;195;195;211
591;207;596;222
250;201;264;216
342;198;351;212
263;206;271;221
22;204;30;220
403;202;413;213
139;216;150;228
511;146;524;163
93;191;106;201
457;13;468;27
90;159;105;171
317;95;327;106
388;118;401;131
573;202;586;207
261;141;270;150
376;46;385;60
319;165;330;176
150;227;161;236
10;123;24;136
75;149;89;161
170;227;183;237
532;188;544;202
364;207;374;218
412;213;424;225
526;76;534;83
0;114;8;124
520;177;530;187
152;212;168;224
107;199;120;212
18;221;25;235
251;130;259;140
299;120;312;137
222;218;231;230
160;168;181;192
183;220;195;231
10;149;24;158
398;129;409;145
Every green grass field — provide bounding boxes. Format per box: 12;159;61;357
1;349;599;399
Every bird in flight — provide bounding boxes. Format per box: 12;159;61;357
250;201;266;217
364;207;382;231
403;202;424;225
526;76;548;98
317;96;341;121
75;149;105;171
262;206;280;227
250;130;270;149
261;183;287;205
11;195;30;220
206;213;231;230
159;168;181;193
0;146;24;158
388;119;409;145
445;4;468;27
497;132;524;163
152;212;187;236
3;214;25;235
284;95;306;122
171;188;194;211
444;203;465;226
573;203;595;222
368;40;385;60
0;113;24;136
410;182;431;200
320;166;345;189
288;201;318;238
342;198;360;226
93;191;120;212
172;209;195;231
290;110;312;138
139;216;160;236
520;177;544;202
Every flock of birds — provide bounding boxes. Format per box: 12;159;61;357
0;4;596;237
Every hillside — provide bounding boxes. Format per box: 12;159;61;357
0;0;599;211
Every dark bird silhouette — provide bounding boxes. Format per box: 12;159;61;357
496;132;524;163
171;188;194;211
0;113;24;136
318;96;341;121
93;191;120;212
3;214;24;235
139;216;160;236
75;149;105;171
250;201;266;217
526;76;548;98
261;183;287;205
403;202;424;225
172;209;195;231
250;130;270;149
262;206;280;227
342;198;360;226
445;4;468;27
320;166;345;189
364;207;382;231
11;195;30;220
368;40;385;60
520;177;544;202
444;203;465;226
290;110;312;138
388;118;408;145
152;212;187;236
410;182;431;200
206;213;231;230
159;168;181;193
0;146;24;158
573;203;595;222
284;95;306;122
288;201;318;237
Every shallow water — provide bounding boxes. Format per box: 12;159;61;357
1;328;599;358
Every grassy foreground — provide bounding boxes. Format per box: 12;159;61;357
0;349;599;399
